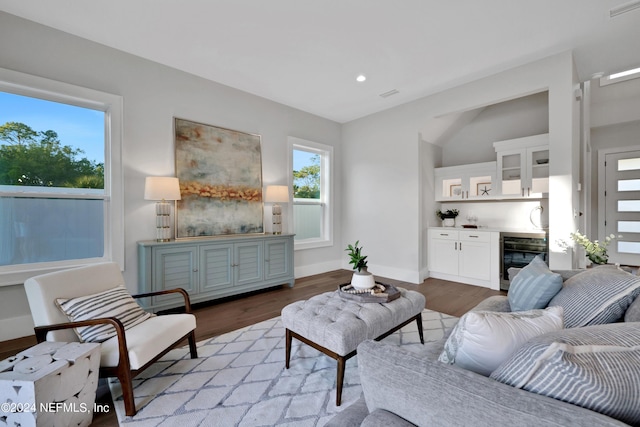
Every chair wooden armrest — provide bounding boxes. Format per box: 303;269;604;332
132;288;193;313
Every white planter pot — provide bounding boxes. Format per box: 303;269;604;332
442;218;455;227
351;270;376;290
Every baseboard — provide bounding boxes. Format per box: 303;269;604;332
295;260;342;279
369;265;421;284
0;314;34;341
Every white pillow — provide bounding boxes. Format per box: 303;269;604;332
438;306;564;376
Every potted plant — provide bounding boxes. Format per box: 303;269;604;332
345;240;376;290
569;231;618;265
436;209;459;227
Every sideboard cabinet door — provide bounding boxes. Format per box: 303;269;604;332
265;237;293;280
152;245;198;308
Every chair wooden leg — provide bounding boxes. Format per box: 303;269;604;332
416;313;424;344
188;331;198;359
118;369;137;416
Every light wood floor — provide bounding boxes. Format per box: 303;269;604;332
1;270;504;426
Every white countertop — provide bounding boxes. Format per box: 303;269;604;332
429;226;547;234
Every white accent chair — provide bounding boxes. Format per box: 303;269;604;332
24;262;198;416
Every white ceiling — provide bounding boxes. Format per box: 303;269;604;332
1;0;640;123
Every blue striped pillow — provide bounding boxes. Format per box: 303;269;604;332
508;256;562;311
491;323;640;425
548;265;640;328
56;286;152;343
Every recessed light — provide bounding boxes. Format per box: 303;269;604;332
356;74;367;83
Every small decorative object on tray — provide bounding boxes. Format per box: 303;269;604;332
338;282;401;303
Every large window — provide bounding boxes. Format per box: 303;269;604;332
289;137;332;249
0;68;123;285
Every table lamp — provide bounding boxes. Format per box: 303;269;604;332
264;185;290;234
144;176;181;241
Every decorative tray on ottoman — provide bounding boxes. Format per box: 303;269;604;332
338;282;401;303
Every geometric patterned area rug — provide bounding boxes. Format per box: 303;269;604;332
111;309;458;427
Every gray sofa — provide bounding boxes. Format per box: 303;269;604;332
327;267;640;427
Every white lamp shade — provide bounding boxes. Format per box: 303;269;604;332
264;185;290;203
144;177;182;201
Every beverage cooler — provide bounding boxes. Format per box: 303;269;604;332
500;231;549;290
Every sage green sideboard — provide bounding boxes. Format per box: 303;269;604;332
138;233;295;312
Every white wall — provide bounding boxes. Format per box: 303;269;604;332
342;52;579;284
441;92;549;167
0;12;343;340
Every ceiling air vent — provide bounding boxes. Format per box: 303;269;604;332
379;89;399;98
610;0;640;17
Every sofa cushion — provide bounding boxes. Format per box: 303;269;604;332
438;306;563;376
548;265;640;328
56;285;153;343
491;323;640;426
358;340;627;427
625;295;640;322
508;256;563;311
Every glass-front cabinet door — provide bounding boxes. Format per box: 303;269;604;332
494;134;549;199
497;150;523;197
434;162;496;201
528;146;550;196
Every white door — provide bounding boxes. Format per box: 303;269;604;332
604;150;640;266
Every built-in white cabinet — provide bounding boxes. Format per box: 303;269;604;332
428;228;500;290
434;162;496;201
138;234;295;311
494;133;549;198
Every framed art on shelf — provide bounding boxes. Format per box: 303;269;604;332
477;182;492;196
174;118;263;238
449;184;462;197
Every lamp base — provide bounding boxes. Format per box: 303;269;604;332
155;201;173;242
272;203;282;234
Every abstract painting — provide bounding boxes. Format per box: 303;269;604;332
174;118;263;238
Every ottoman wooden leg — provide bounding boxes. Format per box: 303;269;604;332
336;355;346;406
416;312;424;344
285;328;292;369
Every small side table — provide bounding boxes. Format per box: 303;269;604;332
0;341;101;427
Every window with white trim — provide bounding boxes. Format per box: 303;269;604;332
0;68;123;285
289;137;332;249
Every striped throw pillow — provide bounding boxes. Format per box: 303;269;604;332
548;265;640;328
56;286;152;343
491;323;640;425
508;256;563;311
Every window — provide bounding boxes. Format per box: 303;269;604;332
599;66;640;86
0;68;123;285
289;137;332;249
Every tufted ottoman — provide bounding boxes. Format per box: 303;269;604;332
281;287;426;405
